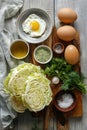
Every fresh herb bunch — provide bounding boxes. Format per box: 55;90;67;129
44;57;86;94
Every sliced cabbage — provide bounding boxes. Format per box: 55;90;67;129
4;63;42;95
10;96;26;113
4;63;52;113
22;73;52;112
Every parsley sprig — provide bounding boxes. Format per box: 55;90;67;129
44;58;86;94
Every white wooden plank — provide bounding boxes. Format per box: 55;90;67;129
55;0;87;130
18;111;44;130
22;0;54;25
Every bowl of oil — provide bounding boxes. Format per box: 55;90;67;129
10;39;29;60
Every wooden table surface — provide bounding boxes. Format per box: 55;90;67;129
4;0;87;130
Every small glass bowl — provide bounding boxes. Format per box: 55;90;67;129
53;42;64;54
10;39;29;60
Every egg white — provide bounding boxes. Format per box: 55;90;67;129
22;14;46;37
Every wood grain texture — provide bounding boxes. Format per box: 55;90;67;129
17;1;54;130
22;0;54;25
26;25;82;130
55;1;87;130
19;0;87;130
4;0;87;130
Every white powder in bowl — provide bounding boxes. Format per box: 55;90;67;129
57;93;74;109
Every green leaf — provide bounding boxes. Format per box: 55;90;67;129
44;57;86;94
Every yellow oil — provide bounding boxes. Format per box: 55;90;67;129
10;41;28;58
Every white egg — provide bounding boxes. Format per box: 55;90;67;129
22;14;46;37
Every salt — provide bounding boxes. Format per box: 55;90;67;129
55;44;62;53
57;93;74;109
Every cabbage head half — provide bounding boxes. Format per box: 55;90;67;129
4;63;52;113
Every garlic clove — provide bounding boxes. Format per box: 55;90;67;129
52;76;60;85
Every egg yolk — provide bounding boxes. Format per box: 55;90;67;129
30;21;40;31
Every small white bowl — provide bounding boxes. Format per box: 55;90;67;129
10;39;29;60
34;45;53;64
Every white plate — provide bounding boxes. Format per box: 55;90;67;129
17;8;52;44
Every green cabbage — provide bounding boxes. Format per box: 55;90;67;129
4;63;52;113
22;73;52;112
9;95;26;113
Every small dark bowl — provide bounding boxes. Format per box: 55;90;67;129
53;42;64;54
53;90;77;112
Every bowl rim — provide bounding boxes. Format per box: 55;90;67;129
34;45;53;64
17;8;53;44
53;42;64;54
53;90;77;112
9;39;30;60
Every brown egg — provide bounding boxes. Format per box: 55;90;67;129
57;8;77;23
64;45;80;65
57;25;76;41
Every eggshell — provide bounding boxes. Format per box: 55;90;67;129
58;8;77;23
57;25;76;41
64;45;80;65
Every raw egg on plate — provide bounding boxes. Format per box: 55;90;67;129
57;25;76;41
64;45;80;65
57;8;77;24
22;14;46;37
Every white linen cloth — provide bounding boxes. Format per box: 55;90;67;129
0;0;24;129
